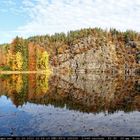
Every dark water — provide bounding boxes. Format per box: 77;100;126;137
0;73;140;136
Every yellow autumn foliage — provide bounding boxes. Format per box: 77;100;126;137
15;52;23;70
7;51;23;71
7;74;23;93
36;74;50;94
37;49;50;70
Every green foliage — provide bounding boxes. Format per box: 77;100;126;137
0;66;11;71
0;74;10;79
11;36;28;70
124;30;137;43
110;28;119;35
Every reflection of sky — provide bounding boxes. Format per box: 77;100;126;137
0;95;140;136
0;96;11;106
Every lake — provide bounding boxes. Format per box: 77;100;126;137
0;73;140;136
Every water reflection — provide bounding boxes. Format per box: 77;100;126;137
0;73;139;113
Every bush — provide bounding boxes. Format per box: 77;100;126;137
0;65;11;71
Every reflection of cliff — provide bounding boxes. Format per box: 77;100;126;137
35;75;140;113
0;74;139;113
28;74;50;100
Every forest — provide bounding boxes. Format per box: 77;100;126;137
0;27;140;72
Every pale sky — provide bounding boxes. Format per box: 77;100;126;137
0;0;140;44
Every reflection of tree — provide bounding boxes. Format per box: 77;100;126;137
7;74;23;93
36;74;49;94
0;74;28;107
0;74;140;113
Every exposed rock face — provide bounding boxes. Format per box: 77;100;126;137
52;35;140;74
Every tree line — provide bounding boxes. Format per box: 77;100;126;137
0;27;140;71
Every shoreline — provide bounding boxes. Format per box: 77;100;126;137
0;71;52;74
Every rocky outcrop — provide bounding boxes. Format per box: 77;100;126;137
52;35;140;74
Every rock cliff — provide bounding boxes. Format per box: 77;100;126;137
52;35;140;74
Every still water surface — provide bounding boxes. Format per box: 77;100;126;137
0;74;140;136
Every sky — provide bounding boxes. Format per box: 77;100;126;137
0;0;140;44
